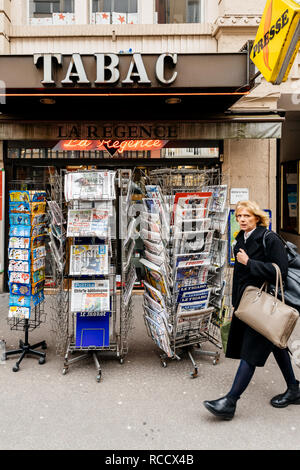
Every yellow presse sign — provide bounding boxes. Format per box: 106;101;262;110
251;0;300;84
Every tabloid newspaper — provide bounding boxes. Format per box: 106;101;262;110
71;279;110;313
69;245;109;275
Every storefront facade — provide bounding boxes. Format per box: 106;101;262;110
0;0;299;290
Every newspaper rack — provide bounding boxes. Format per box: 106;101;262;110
48;169;136;382
140;168;232;377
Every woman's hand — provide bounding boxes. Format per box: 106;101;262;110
236;249;249;266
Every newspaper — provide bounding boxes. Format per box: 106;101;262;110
67;209;109;238
174;266;209;291
174;229;214;254
64;171;116;201
47;200;66;225
211;238;227;268
210;207;230;234
123;265;137;306
177;288;211;313
203;185;227;213
69;245;109;275
71;279;110;313
144;315;173;358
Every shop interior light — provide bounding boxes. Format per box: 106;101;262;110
40;98;56;105
165;97;182;104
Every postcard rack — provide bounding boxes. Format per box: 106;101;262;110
48;169;136;382
5;180;48;372
140;167;231;377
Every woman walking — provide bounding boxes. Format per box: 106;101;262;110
203;200;300;420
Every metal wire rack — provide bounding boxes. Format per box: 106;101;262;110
140;167;231;376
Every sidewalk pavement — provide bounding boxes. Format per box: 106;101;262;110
0;293;300;451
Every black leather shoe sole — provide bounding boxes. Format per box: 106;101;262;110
203;401;235;420
270;397;300;408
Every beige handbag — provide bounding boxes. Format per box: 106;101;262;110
235;264;299;349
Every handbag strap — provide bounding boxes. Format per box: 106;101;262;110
271;263;285;304
259;263;285;304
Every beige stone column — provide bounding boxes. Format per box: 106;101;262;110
223;138;277;229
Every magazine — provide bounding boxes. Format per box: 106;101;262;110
8;306;31;319
64;171;116;201
9;249;30;261
8;260;30;273
32;245;46;261
71;279;110;313
67;209;109;238
69;244;109;275
143;280;166;309
9;237;30;249
9;272;30;284
32;257;46;272
9;202;31;214
140;258;171;297
9;214;31;226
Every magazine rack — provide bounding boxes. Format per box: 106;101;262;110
6;181;48;372
48;169;136;382
140;168;231;377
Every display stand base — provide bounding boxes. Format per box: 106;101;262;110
63;343;102;383
160;344;221;378
5;320;47;372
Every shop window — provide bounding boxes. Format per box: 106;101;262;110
155;0;203;24
281;161;300;234
29;0;75;25
91;0;138;24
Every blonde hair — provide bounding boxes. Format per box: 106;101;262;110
235;200;269;228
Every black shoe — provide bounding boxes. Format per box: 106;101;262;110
203;396;237;420
270;380;300;408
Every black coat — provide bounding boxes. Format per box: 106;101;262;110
225;225;288;367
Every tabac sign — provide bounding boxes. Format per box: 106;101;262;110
250;0;300;84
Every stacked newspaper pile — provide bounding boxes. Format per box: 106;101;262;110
140;185;173;358
172;191;215;334
202;185;229;310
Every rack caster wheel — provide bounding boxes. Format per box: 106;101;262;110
161;360;167;368
213;359;219;365
62;368;68;375
13;365;19;372
119;357;124;365
190;369;198;379
39;357;46;365
96;373;102;383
